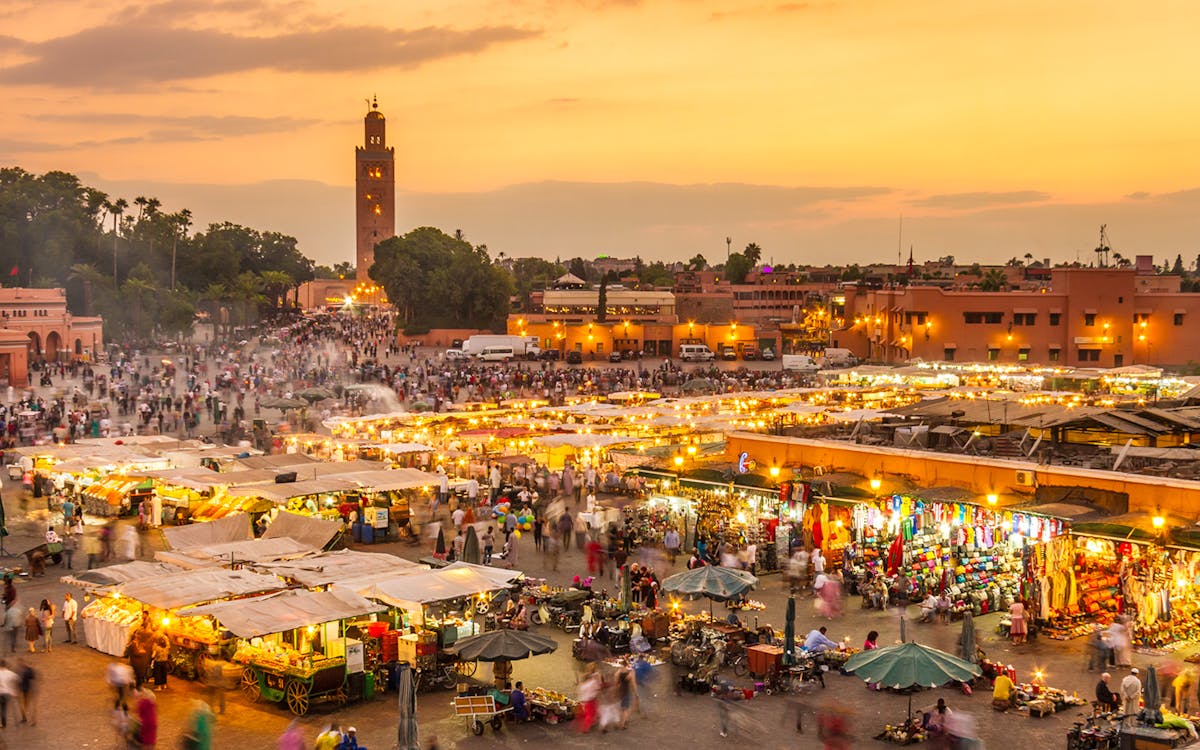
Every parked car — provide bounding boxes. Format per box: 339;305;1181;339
538;349;561;361
608;351;623;363
741;346;759;361
720;346;738;361
445;349;468;360
761;347;776;361
566;350;584;364
451;338;463;349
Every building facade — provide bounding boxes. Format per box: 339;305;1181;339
0;287;105;386
355;97;395;282
840;265;1200;367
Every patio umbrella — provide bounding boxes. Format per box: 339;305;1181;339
296;386;336;403
844;641;982;720
899;615;907;644
396;662;418;750
434;527;446;555
445;629;558;662
959;613;976;664
462;526;481;565
1144;666;1162;724
681;378;717;393
261;396;307;410
661;565;758;621
783;595;796;665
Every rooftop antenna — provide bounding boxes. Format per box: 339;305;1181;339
1095;224;1111;268
897;215;903;266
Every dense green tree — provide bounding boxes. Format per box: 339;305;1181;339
1173;254;1185;274
724;252;753;283
687;253;707;271
743;243;762;266
369;227;513;331
510;257;565;307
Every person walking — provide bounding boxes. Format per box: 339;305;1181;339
4;604;21;654
151;628;170;691
38;599;55;652
62;532;77;569
1121;668;1143;724
135;687;158;749
23;608;39;653
1008;599;1028;645
1175;668;1196;715
481;526;495;564
181;699;214;750
0;660;17;729
84;530;102;569
1086;625;1108;672
108;660;135;710
16;659;35;725
62;592;78;643
557;512;573;552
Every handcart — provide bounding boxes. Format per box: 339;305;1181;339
240;656;347;716
453;694;512;735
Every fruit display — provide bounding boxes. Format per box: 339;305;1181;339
527;687;579;723
82;597;143;627
232;642;344;677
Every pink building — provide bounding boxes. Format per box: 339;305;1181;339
840;265;1199;367
0;287;104;385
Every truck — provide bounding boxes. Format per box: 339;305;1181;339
820;348;857;368
461;335;541;360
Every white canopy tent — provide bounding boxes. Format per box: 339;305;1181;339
253;550;425;588
181;589;385;639
347;567;513;626
61;561;182;589
262;511;344;550
161;512;253;550
110;568;287;610
156;537;317;569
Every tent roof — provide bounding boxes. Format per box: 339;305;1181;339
61;561;181;589
156;537;317;569
534;433;637;449
181;588;385;638
253;550;424;587
225;478;358;503
226;454;319;471
440;561;524;588
362;443;436;455
337;468;442;492
262;511;345;550
348;566;512;609
111;568;286;610
162;512;253;550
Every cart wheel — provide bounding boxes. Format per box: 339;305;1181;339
241;668;261;703
475;599;490;614
285;679;310;716
472;720;485;736
455;661;478;677
732;657;748;677
491;716;504;731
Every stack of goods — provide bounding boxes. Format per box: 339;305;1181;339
82;598;142;627
526;688;579;724
1039;614;1096;640
166;617;221;649
232;641;342;674
874;718;926;745
1075;569;1121;621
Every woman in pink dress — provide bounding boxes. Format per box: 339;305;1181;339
1008;599;1028;645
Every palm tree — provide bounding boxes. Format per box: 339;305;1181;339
122;276;157;340
107;197;127;284
68;262;105;316
743;243;762;266
171;208;192;291
203;283;230;338
229;272;266;327
259;270;293;310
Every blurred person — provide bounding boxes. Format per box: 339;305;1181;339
17;658;36;725
278;720;304;750
575;669;600;733
1086;625;1108;672
107;659;135;710
1174;667;1195;715
135;687;158;749
0;659;16;728
816;705;850;749
182;699;214;750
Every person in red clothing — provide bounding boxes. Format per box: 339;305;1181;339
586;539;604;576
575;670;601;733
135;688;158;749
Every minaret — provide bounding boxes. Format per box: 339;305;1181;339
355;96;395;281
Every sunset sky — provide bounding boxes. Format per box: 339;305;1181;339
3;0;1199;267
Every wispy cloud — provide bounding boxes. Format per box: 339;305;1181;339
0;23;540;88
45;112;320;139
913;190;1051;210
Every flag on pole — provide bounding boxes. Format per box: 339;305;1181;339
8;266;16;276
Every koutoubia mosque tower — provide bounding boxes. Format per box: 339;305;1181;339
355;96;395;282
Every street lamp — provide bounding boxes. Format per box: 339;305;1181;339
869;477;882;492
1152;515;1165;529
986;493;998;506
769;465;780;478
673;455;684;468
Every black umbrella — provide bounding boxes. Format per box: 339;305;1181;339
435;527;446;555
462;526;481;565
446;629;558;662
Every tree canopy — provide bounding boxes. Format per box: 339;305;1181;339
369;227;513;333
0;166;315;342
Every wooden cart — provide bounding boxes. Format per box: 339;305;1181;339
452;694;511;736
240;656;347;716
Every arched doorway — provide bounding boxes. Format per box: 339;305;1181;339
27;331;41;359
45;331;62;361
75;338;83;356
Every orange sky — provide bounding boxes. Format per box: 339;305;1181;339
3;0;1199;266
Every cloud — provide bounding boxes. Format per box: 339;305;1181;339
1124;191;1152;200
45;112;319;139
0;23;540;88
913;190;1051;209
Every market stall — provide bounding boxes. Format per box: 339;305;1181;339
88;568;289;675
182;588;387;716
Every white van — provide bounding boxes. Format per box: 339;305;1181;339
479;345;515;362
679;344;716;362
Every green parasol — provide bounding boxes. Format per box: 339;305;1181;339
844;641;982;720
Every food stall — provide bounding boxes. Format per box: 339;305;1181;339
182;588;388;716
103;567;288;677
